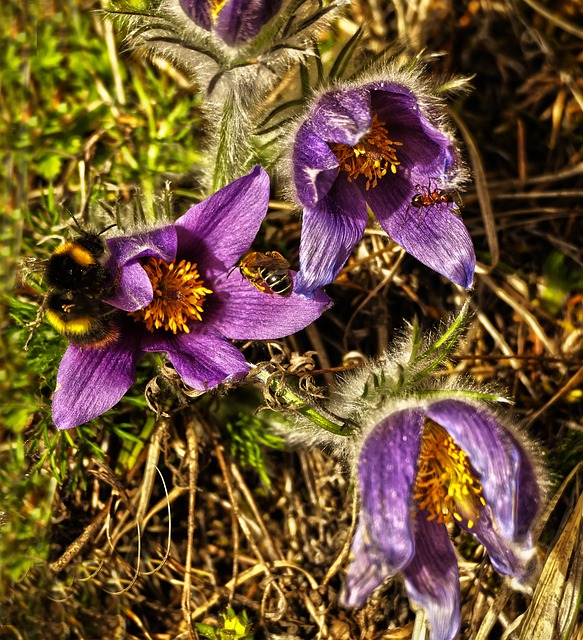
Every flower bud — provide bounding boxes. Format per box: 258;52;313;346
179;0;283;45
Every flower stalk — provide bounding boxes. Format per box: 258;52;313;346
211;88;254;192
253;367;352;436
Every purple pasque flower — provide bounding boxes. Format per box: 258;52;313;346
292;80;476;294
179;0;283;45
52;167;330;430
343;398;541;640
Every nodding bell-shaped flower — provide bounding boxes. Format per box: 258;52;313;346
290;71;476;294
281;311;544;640
112;0;346;95
343;399;541;640
179;0;284;46
315;316;544;640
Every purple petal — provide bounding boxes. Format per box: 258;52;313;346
368;187;475;288
295;179;369;295
105;225;178;311
366;81;421;103
52;329;142;430
462;505;534;578
107;225;177;266
104;261;153;312
507;430;541;539
292;123;340;207
342;524;395;608
359;168;412;220
206;272;331;339
141;326;249;390
175;166;270;273
179;0;212;30
425;400;536;541
309;87;372;145
357;408;424;570
403;513;461;640
369;87;457;176
215;0;283;44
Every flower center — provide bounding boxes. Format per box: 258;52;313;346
131;258;213;334
413;418;486;530
329;115;403;191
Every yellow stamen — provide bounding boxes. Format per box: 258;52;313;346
131;258;212;334
413;418;487;530
211;0;229;19
329;114;403;191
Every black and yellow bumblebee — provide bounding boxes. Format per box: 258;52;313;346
237;251;293;296
24;218;120;350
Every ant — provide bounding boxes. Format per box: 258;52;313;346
407;182;463;224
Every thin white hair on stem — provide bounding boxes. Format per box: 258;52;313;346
137;465;173;577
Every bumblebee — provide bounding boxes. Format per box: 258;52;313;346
238;251;293;296
24;220;120;350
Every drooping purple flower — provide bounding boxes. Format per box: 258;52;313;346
343;399;541;640
52;167;330;430
179;0;283;45
291;80;476;294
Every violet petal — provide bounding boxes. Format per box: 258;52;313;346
368;187;475;288
104;261;154;312
52;330;142;430
462;505;533;578
105;225;178;311
295;179;369;295
179;0;212;30
215;0;283;44
506;430;541;540
141;326;249;390
207;271;331;339
357;408;424;570
342;524;394;608
403;513;461;640
107;225;177;266
370;87;455;174
292;123;340;207
309;87;372;145
175;166;270;273
359;168;412;223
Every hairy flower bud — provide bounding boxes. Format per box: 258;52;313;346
179;0;284;45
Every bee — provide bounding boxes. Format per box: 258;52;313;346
237;251;293;296
24;216;120;350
